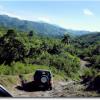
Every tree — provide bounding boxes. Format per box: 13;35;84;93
0;30;26;65
48;44;61;55
61;34;70;45
28;31;33;37
28;30;37;37
41;41;49;51
4;29;17;39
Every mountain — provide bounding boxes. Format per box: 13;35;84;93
66;29;90;36
78;32;100;44
0;14;91;37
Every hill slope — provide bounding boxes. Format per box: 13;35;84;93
0;14;90;37
78;32;100;44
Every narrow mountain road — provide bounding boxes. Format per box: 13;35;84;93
11;80;97;97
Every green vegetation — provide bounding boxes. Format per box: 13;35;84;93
73;33;100;92
0;15;100;95
0;22;99;92
0;28;80;80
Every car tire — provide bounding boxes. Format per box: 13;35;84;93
50;86;52;90
48;86;52;90
41;75;48;83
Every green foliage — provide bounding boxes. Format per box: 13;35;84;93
0;29;81;80
0;15;99;85
90;55;100;69
28;30;37;37
0;30;27;65
83;67;96;78
61;34;70;44
0;62;43;75
77;33;100;47
5;29;17;38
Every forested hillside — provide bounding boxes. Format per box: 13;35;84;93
0;25;99;77
73;33;100;92
0;15;90;37
77;33;100;47
0;28;80;80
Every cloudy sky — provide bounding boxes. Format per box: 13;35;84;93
0;0;100;31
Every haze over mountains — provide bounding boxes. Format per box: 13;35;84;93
0;14;95;37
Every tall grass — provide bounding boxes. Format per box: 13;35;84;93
0;62;63;76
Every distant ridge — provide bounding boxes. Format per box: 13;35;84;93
0;14;92;37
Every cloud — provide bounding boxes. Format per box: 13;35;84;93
83;9;94;16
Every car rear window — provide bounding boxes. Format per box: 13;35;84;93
34;70;51;77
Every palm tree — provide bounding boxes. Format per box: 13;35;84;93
61;34;70;45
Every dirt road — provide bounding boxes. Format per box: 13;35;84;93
5;59;100;97
10;80;97;97
10;80;80;97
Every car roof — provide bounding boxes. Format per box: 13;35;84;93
35;69;51;73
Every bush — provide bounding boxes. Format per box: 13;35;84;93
0;30;81;80
49;52;80;77
83;68;95;78
0;62;55;75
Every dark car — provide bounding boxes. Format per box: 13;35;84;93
33;69;53;90
0;85;12;97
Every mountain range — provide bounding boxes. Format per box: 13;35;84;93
0;14;93;37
